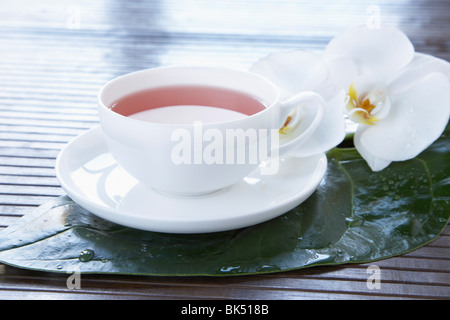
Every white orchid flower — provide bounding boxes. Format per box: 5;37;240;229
251;26;450;171
324;25;450;171
249;50;353;158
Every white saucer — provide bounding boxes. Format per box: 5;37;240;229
55;126;327;234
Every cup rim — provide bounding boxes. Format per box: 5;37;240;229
97;65;281;127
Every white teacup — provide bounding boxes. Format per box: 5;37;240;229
98;66;325;196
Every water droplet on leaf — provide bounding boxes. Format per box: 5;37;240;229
79;249;94;262
345;217;364;227
220;266;240;273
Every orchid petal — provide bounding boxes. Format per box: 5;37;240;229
357;72;450;162
389;52;450;94
354;126;392;171
323;25;415;82
286;91;347;158
249;50;328;99
315;57;359;100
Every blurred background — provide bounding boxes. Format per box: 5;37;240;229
2;0;449;86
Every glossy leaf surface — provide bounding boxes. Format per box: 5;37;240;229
0;126;448;276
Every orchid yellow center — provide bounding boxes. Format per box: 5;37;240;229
346;83;382;125
346;83;390;125
279;115;293;135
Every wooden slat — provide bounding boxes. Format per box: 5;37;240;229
0;262;448;300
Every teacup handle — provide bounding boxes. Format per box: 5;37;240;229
277;92;325;156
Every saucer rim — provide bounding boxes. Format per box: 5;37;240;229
55;126;327;234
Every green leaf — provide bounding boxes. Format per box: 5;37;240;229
0;126;449;276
